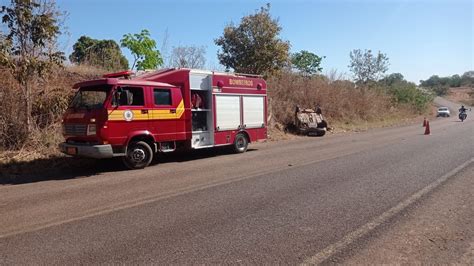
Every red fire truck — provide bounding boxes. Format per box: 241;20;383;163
59;68;267;169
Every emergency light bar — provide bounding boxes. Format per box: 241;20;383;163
102;70;134;79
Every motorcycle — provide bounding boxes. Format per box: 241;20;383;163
459;111;467;122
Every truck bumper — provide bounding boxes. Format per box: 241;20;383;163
59;142;114;159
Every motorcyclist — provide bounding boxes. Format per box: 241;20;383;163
458;105;468;121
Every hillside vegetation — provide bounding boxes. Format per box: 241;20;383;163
268;72;432;135
0;66;104;161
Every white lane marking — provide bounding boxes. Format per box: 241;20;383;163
301;157;474;265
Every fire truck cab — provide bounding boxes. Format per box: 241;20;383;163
60;69;267;169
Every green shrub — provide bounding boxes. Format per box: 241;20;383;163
386;81;433;113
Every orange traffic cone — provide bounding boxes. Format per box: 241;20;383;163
424;120;431;135
423;117;427;127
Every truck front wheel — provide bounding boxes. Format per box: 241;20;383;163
122;141;153;169
233;133;249;153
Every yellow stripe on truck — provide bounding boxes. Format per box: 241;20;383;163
108;100;185;121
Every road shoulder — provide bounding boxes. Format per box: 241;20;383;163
338;163;474;264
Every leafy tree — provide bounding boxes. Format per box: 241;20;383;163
419;75;454;95
461;71;474;86
421;72;473;88
69;36;95;64
69;36;128;71
291;50;324;76
170;45;206;69
120;29;163;70
0;0;65;132
380;73;404;86
420;75;440;87
380;73;433;112
449;74;462;87
348;49;389;84
215;4;290;76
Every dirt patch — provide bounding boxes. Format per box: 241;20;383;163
447;87;474;106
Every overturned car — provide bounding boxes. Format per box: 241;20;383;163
294;106;328;136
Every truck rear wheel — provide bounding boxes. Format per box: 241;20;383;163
233;133;248;153
122;141;153;169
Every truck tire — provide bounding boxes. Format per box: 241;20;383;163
122;141;153;169
233;133;248;153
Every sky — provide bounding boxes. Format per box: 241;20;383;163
55;0;473;83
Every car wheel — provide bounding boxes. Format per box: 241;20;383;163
233;133;248;153
122;141;153;169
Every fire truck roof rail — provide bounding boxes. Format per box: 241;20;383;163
135;68;176;79
232;72;263;78
184;68;263;78
102;70;134;79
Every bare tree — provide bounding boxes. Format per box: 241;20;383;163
348;49;389;85
170;45;206;69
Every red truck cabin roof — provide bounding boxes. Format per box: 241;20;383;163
73;78;175;89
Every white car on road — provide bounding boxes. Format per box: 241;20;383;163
436;107;450;117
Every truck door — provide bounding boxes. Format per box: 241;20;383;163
107;86;149;144
150;87;184;141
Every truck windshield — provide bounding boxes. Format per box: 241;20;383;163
70;86;110;109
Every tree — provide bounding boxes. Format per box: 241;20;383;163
419;75;450;96
461;71;474;86
69;36;128;71
170;45;206;69
420;75;440;87
449;74;461;87
380;73;404;86
348;49;389;84
378;73;433;112
0;0;65;132
291;50;324;76
120;29;163;70
215;4;290;76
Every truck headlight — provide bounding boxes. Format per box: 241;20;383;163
87;124;96;136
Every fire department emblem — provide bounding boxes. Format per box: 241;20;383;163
123;110;134;121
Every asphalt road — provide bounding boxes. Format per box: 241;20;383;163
1;111;473;264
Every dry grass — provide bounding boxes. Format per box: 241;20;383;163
446;87;474;106
267;72;427;135
0;65;105;164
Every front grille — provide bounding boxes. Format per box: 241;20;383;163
64;124;87;136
